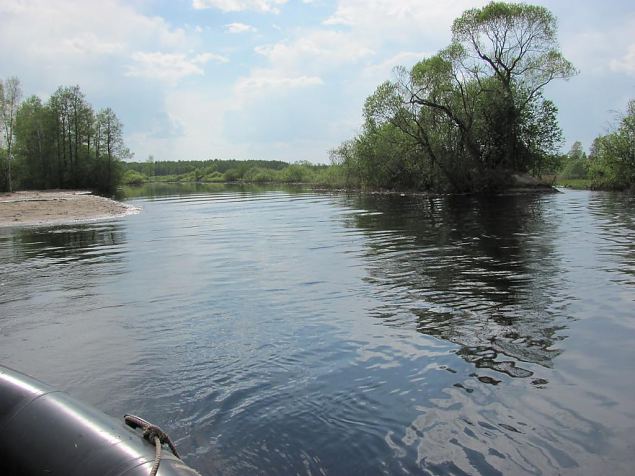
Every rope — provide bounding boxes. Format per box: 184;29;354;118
124;414;181;475
151;436;161;476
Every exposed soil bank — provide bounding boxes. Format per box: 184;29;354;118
0;190;138;228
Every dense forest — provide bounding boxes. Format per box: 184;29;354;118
0;78;129;193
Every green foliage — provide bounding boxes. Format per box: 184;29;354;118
243;167;278;183
0;80;130;193
1;77;22;192
335;2;574;193
0;150;8;191
451;2;575;91
560;159;588;180
121;158;351;188
342;122;432;190
548;141;589;181
311;163;348;188
205;171;225;182
223;168;242;182
13;95;55;189
556;178;592;189
125;159;288;178
588;100;635;190
277;163;312;183
122;169;147;185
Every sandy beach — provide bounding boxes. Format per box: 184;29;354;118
0;190;138;227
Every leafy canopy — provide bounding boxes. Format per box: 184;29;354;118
334;2;575;192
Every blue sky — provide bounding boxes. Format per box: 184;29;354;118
1;0;634;163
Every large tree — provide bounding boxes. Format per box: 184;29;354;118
14;96;55;189
95;107;130;191
1;77;23;192
451;2;576;170
48;85;95;188
347;2;575;192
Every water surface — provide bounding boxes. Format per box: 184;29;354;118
1;184;634;475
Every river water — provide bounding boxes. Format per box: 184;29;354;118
1;184;634;475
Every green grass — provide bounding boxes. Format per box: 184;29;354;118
555;178;592;190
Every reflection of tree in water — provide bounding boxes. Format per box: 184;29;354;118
119;182;226;200
588;192;635;284
0;223;127;307
14;224;123;258
341;193;568;380
119;182;309;200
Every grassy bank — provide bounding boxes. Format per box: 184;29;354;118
123;162;351;189
554;178;593;190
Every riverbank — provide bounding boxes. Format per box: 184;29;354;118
554;178;593;190
127;172;556;195
0;190;138;227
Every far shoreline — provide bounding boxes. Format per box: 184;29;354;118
0;190;139;228
126;172;560;196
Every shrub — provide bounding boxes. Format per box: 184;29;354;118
122;169;147;185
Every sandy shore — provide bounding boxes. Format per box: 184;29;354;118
0;190;139;227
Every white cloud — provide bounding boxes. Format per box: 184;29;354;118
242;0;486;91
610;45;635;76
254;30;375;68
324;0;486;38
225;22;257;34
235;71;323;95
0;0;192;92
558;15;635;77
231;29;373;117
126;51;228;84
128;89;246;162
192;0;287;13
146;111;186;139
226;0;480;161
361;50;431;84
0;0;187;55
62;33;125;56
193;52;230;64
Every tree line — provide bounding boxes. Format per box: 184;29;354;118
542;99;634;191
125;158;289;179
0;78;129;194
122;158;341;186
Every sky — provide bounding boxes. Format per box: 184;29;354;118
1;0;634;164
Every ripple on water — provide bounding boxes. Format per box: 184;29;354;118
1;185;634;475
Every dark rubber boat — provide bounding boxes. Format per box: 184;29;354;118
0;365;200;475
